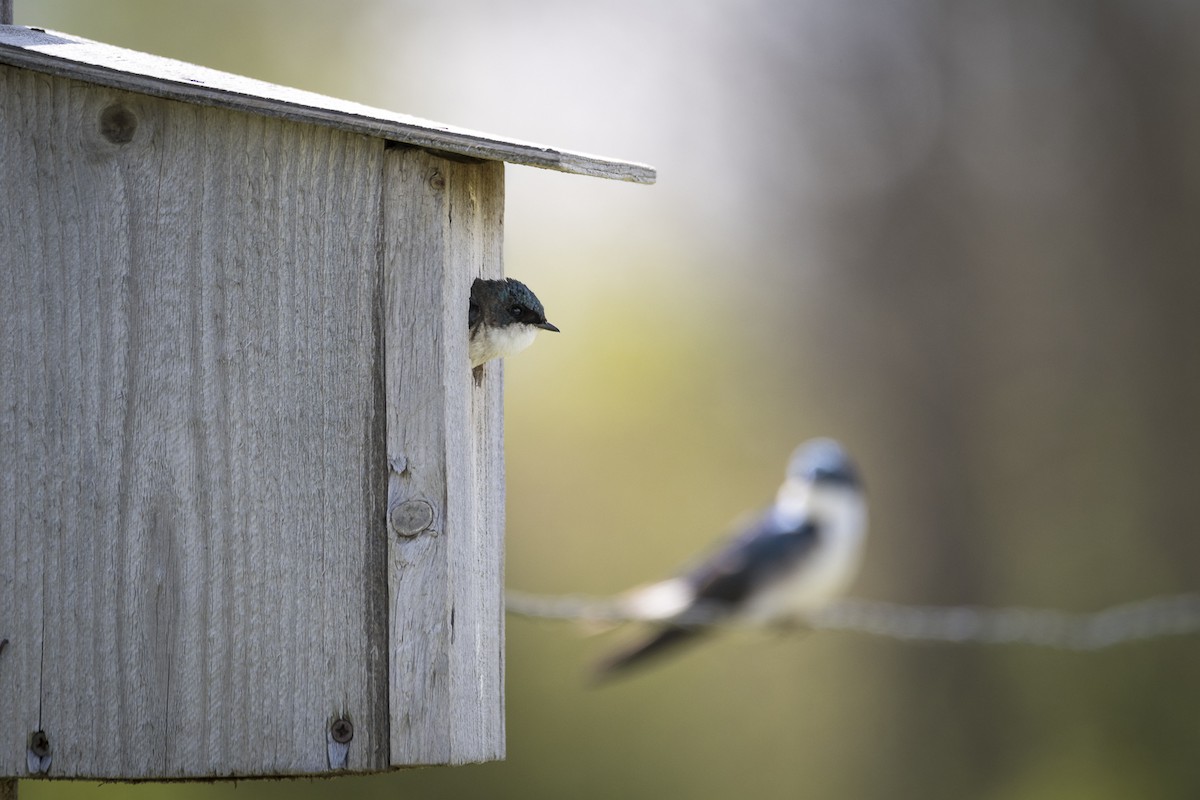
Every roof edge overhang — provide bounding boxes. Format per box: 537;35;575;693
0;25;656;184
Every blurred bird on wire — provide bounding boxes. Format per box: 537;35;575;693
594;438;868;680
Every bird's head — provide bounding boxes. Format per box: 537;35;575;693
786;438;861;490
486;278;559;332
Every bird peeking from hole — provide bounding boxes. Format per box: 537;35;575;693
469;278;559;377
594;439;867;681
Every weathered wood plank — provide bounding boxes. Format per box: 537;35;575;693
0;67;386;778
383;150;505;765
453;161;507;760
0;26;656;185
384;148;454;766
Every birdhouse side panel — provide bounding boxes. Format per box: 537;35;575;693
449;159;506;762
382;149;506;766
0;68;388;779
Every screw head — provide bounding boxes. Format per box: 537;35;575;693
29;730;50;758
330;718;354;744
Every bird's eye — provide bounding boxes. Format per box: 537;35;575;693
509;305;525;317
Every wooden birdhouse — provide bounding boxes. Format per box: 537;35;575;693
0;20;653;786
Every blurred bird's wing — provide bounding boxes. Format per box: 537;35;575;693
594;513;820;680
683;513;820;607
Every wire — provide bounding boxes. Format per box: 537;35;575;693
505;590;1200;650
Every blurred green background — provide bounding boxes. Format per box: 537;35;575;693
11;0;1200;798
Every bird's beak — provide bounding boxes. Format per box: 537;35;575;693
537;321;561;333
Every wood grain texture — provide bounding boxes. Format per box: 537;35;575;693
383;150;505;765
0;26;656;185
451;160;506;760
0;67;388;778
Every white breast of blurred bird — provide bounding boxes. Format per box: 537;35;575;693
742;491;867;623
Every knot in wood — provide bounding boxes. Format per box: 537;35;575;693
428;171;445;190
390;498;435;537
330;718;354;744
99;104;138;145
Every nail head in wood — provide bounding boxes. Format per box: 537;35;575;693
28;732;48;759
330;718;354;744
26;730;51;774
390;498;435;537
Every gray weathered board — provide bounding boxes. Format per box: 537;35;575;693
0;25;656;184
0;58;508;776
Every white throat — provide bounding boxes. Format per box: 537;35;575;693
470;323;539;368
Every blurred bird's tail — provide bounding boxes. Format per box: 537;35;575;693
592;626;704;682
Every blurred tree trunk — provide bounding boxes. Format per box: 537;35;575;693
734;1;1200;796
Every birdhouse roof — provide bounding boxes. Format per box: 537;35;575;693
0;25;656;184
